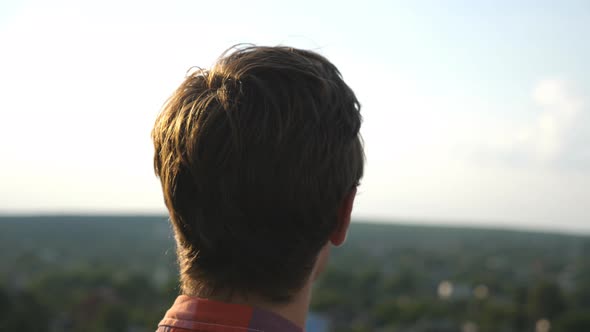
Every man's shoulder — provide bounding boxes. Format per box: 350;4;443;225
157;296;302;332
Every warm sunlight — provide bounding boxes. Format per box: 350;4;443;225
2;1;588;233
1;1;590;331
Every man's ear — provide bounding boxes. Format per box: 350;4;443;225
330;187;357;246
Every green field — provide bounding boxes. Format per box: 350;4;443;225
1;216;589;331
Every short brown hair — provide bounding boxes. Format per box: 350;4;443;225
152;45;364;302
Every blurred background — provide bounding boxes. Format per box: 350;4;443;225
1;0;589;331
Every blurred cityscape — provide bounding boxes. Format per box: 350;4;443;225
1;216;589;332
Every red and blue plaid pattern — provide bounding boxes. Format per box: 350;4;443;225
157;295;303;332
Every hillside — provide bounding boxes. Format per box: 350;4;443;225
1;216;589;331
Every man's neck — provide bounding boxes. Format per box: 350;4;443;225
257;282;312;328
195;244;331;328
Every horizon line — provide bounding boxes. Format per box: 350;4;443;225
1;212;588;237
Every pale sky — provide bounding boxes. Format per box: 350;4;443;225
1;0;589;233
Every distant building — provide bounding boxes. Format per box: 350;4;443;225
306;312;330;332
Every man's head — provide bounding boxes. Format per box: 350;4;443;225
152;45;364;303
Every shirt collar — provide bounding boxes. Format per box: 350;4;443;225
159;295;303;332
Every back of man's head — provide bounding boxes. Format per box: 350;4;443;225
152;45;364;303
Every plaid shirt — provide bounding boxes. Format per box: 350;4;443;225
157;295;303;332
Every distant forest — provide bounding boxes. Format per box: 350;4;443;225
1;216;590;332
